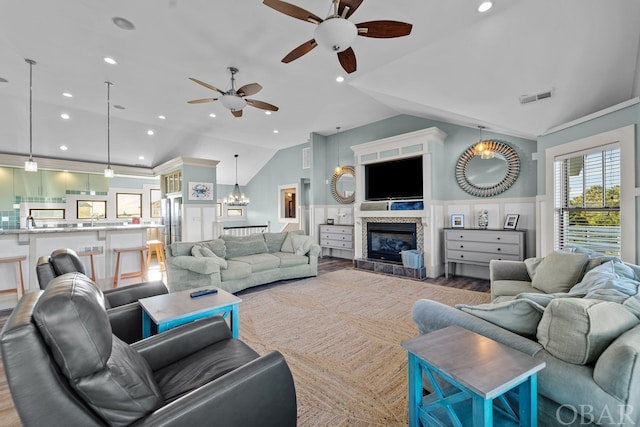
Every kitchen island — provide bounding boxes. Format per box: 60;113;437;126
0;224;164;310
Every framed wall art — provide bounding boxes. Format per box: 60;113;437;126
451;214;464;229
503;214;520;230
188;182;214;201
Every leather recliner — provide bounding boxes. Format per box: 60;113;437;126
0;272;297;427
37;248;169;343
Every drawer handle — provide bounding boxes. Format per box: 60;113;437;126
459;255;464;258
459;245;464;249
497;248;501;251
459;235;464;238
497;237;501;240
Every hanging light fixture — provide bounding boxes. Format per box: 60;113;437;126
473;125;494;159
104;82;114;178
24;59;37;172
224;154;250;206
334;126;342;174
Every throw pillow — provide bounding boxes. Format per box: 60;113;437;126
536;298;640;365
280;231;304;253
456;299;545;336
224;238;268;259
514;292;578;308
291;234;313;256
191;245;204;257
199;246;228;269
570;261;640;296
263;232;288;253
524;257;544;280
531;251;589;294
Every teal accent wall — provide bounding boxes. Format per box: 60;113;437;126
536;103;640;193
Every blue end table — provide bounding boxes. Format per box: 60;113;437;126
401;325;545;426
139;287;241;338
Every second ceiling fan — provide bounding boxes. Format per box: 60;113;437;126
263;0;413;74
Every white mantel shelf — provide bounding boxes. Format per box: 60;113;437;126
356;210;427;218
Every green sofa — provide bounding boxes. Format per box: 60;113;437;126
413;250;640;426
165;231;320;294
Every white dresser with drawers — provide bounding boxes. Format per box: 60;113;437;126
444;229;526;278
319;224;354;259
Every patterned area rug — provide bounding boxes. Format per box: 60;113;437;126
238;269;491;426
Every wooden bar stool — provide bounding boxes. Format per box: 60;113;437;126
77;249;100;282
146;240;166;274
0;256;26;299
113;247;147;288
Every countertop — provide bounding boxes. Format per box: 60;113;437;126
0;224;163;235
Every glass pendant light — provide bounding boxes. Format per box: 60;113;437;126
334;126;342;174
104;82;114;178
24;59;37;172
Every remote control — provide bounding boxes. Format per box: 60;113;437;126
190;288;218;298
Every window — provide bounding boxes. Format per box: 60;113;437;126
150;189;161;218
29;209;65;220
77;201;106;219
554;146;620;255
216;202;222;217
227;208;243;217
116;193;142;218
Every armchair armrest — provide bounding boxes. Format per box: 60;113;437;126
132;351;296;427
308;243;321;258
132;316;233;370
104;280;168;308
108;303;145;344
489;259;531;282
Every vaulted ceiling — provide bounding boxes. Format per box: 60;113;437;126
1;0;639;185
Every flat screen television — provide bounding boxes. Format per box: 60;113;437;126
365;156;423;201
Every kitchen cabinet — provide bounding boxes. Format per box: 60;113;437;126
13;169;66;198
66;172;108;194
0;167;14;210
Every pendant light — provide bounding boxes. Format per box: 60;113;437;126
334;126;342;174
473;125;494;159
24;59;37;172
224;154;249;206
104;82;114;178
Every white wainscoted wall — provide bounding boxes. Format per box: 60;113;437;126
311;205;355;259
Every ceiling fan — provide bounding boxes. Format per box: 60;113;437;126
263;0;412;74
187;67;279;117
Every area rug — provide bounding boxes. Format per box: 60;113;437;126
237;268;491;426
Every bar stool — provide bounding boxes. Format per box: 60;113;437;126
146;240;166;275
0;256;26;299
77;249;100;282
113;247;147;288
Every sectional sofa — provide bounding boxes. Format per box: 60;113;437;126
413;249;640;426
164;231;320;294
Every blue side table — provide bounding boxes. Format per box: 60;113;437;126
401;325;545;426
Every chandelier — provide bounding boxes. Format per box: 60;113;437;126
224;154;250;206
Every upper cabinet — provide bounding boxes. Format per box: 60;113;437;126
13;169;66;198
66;172;108;194
0;167;14;210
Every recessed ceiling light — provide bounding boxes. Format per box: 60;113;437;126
59;145;68;151
114;105;125;110
60;113;70;120
265;111;272;115
209;113;216;118
158;115;166;120
112;17;135;31
147;130;154;136
336;76;345;83
273;130;279;134
62;92;73;98
138;155;145;160
478;1;493;12
104;57;117;65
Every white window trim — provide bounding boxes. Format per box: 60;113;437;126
543;125;635;262
278;183;299;224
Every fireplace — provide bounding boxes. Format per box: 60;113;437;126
367;222;417;262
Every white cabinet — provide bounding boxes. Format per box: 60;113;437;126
444;229;526;278
319;224;354;259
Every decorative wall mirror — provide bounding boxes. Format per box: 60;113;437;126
331;166;355;204
455;140;520;197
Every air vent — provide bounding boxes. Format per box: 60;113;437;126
519;89;553;105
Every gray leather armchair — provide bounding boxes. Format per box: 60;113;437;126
0;272;297;427
37;248;168;343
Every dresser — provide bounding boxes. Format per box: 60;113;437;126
444;229;526;278
319;224;354;258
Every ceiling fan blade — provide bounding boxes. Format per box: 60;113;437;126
337;47;357;74
231;109;243;118
236;83;262;97
282;39;318;63
263;0;323;24
356;20;413;38
338;0;363;19
189;77;226;94
187;98;218;104
246;99;279;111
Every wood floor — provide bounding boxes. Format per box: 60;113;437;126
0;257;489;426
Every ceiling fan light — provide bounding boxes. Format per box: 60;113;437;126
314;18;357;52
220;94;247;111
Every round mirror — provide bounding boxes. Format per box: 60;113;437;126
455;140;520;197
331;166;355;204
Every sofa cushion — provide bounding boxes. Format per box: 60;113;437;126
537;298;640;365
171;256;220;275
593;326;640;401
457;299;545;336
531;251;589;294
291;234;314;256
223;236;268;259
273;252;310;268
263;232;288;253
200;239;227;258
514;292;579;308
229;253;280;273
33;273;163;425
170;242;196;257
220;260;252;281
280;230;305;253
492;280;541;298
192;245;228;269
